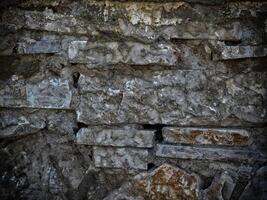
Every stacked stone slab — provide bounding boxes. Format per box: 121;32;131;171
0;0;267;200
77;127;155;170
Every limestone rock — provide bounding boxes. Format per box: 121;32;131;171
156;144;267;163
26;79;72;109
162;127;250;146
212;42;267;60
77;127;155;148
239;166;267;200
68;41;177;67
17;39;61;54
105;164;200;200
76;69;267;126
93;147;148;170
200;171;235;200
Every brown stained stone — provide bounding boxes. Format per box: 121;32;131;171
134;164;199;200
162;127;250;146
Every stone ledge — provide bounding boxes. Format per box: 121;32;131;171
93;146;148;170
156;144;267;163
162;127;250;146
77;127;155;148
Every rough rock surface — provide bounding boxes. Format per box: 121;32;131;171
0;0;266;199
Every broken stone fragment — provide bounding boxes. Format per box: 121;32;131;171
68;41;177;67
211;42;267;60
162;127;250;146
0;116;46;139
26;78;72;109
156;144;267;163
105;164;200;200
200;171;235;200
17;39;61;54
93;147;148;170
76;127;155;148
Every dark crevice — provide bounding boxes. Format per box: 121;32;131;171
73;122;88;136
224;40;242;46
142;124;164;143
72;72;80;89
147;163;156;171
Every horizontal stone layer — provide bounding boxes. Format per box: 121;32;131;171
76;69;267;126
156;144;267;162
68;41;177;66
0;78;72;109
17;40;62;54
162;127;250;146
93;146;148;170
212;43;267;60
1;7;245;42
76;127;155;147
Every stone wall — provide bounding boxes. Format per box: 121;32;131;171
0;0;266;199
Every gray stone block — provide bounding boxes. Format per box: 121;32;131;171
156;144;267;162
93;147;148;170
77;127;155;148
162;127;250;146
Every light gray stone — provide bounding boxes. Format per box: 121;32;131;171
77;127;155;148
17;39;61;54
93;147;148;170
68;41;177;66
162;127;250;146
26;78;72;109
0;115;46;139
156;144;267;162
76;70;266;126
212;42;267;60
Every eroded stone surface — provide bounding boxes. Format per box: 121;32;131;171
104;164;200;200
93;147;148;170
134;164;200;200
162;127;250;146
77;127;155;148
68;41;177;66
156;144;267;163
76;70;267;126
26;79;72;109
212;42;267;60
17;39;61;54
200;171;235;200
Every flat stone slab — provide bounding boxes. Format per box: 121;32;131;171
77;127;155;148
156;144;267;163
17;40;61;54
26;79;72;109
93;147;148;170
162;127;250;146
212;43;267;60
68;41;177;66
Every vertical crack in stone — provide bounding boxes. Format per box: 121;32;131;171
142;124;164;143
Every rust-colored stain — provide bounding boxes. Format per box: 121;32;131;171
134;164;198;200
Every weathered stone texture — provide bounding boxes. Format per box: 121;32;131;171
156;144;267;163
105;164;200;200
0;0;266;200
77;127;155;147
93;147;148;170
162;127;250;146
26;79;72;109
68;41;177;66
76;69;267;126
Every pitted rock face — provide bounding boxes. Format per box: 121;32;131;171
0;0;266;200
134;164;200;200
